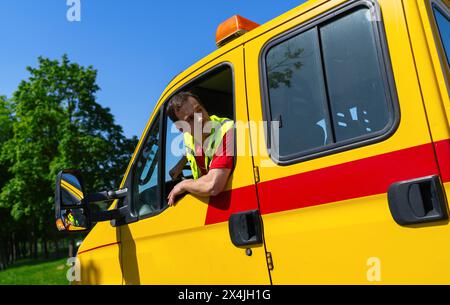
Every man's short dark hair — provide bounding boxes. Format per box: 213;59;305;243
166;91;204;122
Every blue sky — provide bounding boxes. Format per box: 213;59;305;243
0;0;304;138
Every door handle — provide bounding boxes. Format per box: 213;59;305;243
388;175;448;225
228;210;263;247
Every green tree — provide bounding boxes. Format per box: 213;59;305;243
0;96;15;268
0;55;138;259
0;95;13;191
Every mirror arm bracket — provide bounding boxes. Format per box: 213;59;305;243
91;205;129;222
86;187;128;203
87;187;129;223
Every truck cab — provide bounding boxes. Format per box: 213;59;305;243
55;0;450;284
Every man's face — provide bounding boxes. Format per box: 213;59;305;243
174;97;209;138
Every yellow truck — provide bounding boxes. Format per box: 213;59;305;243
54;0;450;284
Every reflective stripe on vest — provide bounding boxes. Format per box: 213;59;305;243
183;115;234;179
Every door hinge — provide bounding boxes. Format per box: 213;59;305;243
266;252;274;271
253;166;260;183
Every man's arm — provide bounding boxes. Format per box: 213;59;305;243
167;168;232;207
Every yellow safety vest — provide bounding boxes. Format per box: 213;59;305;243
183;115;234;179
67;213;79;226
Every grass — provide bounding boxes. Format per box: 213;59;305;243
0;258;71;285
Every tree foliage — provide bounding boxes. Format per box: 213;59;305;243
0;55;138;265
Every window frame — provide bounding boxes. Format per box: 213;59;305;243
160;63;237;192
128;62;237;222
259;0;400;166
129;110;166;220
430;0;450;75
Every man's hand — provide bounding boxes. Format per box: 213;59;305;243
167;179;190;207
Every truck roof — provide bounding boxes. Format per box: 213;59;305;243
155;0;329;111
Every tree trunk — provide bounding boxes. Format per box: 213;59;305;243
31;231;38;259
11;232;16;263
43;238;48;259
16;238;20;259
68;239;75;258
7;236;12;265
0;240;6;270
20;241;26;259
55;240;60;258
28;238;32;258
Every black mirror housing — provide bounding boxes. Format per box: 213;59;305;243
55;169;92;232
55;169;130;233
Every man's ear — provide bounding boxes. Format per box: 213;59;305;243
174;120;191;134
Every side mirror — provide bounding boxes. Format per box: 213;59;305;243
55;169;129;233
55;170;90;232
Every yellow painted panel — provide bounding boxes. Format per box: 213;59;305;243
262;193;450;284
77;243;122;285
73;0;450;285
121;46;269;284
244;0;448;284
244;0;434;183
77;221;120;255
122;222;268;284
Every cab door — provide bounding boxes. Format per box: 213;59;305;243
119;44;270;284
245;0;450;283
407;0;450;216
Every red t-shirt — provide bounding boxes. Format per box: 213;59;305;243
194;129;234;176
